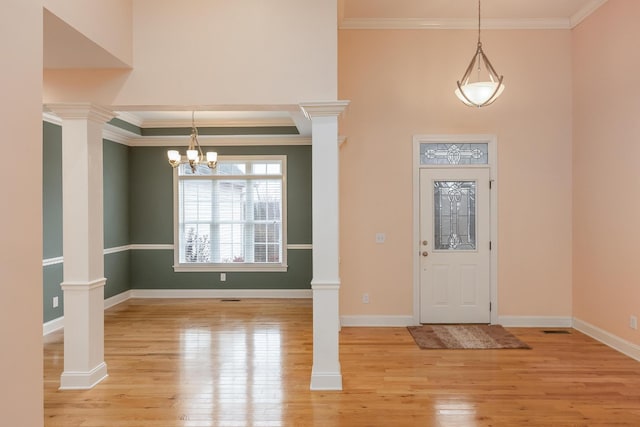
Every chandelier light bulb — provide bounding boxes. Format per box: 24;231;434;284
186;149;199;161
167;150;181;167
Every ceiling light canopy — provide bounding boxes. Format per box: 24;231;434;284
455;0;505;107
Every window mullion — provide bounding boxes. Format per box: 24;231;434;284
245;175;255;263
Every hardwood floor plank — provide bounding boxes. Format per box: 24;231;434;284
44;299;640;426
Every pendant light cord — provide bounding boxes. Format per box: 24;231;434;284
477;0;482;46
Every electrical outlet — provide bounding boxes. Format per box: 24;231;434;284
375;233;385;244
630;315;638;330
52;296;59;308
362;293;370;304
220;273;226;282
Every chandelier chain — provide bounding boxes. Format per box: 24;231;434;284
477;0;482;46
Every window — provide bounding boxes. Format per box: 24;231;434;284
174;155;287;272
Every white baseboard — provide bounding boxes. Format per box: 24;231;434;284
104;290;133;310
59;362;108;390
43;316;64;335
498;316;573;328
340;315;415;327
129;289;312;299
310;370;343;391
573;317;640;362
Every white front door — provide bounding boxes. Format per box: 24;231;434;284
419;168;491;324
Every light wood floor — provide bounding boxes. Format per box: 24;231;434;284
44;299;640;426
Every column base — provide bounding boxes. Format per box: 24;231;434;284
60;362;108;390
310;368;343;391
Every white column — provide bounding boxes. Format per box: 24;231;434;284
47;103;114;390
300;101;349;391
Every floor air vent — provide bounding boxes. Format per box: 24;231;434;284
542;330;571;334
221;299;241;302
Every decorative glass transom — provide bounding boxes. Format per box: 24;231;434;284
434;181;476;250
420;143;488;165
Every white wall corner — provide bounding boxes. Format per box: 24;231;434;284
573;317;640;362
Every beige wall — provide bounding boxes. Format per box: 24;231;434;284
43;0;133;66
44;0;337;107
338;29;573;317
572;0;640;343
0;1;43;425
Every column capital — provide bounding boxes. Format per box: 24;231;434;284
45;103;115;124
299;101;350;120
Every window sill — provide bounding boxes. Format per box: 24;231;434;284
173;264;288;273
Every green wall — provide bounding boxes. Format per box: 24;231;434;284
103;139;131;299
129;145;312;289
130;249;311;289
43;122;63;322
104;140;130;248
43;122;62;259
42;121;313;323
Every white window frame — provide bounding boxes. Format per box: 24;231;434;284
173;155;288;272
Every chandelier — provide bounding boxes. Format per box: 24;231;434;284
167;111;218;172
455;0;505;107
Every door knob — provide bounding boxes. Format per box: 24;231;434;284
422;251;428;257
422;240;428;246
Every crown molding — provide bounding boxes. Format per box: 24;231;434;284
127;134;311;147
339;17;573;30
103;127;132;145
44;114;311;147
339;1;611;31
103;122;142;145
299;101;351;120
139;117;296;129
42;111;62;125
114;111;144;127
570;0;608;28
45;103;115;123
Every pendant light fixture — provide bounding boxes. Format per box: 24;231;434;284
167;111;218;172
455;0;505;107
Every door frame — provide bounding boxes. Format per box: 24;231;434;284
412;134;498;325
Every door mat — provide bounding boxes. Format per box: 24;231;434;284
407;324;530;350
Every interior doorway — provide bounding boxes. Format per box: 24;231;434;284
413;135;498;325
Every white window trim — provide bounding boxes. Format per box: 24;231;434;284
172;154;288;272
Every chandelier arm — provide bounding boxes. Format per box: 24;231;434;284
479;48;502;81
458;45;482;85
194;128;205;160
483;75;504;106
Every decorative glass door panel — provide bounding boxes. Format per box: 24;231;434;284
420;169;490;324
433;181;476;251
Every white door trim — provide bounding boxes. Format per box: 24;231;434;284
412;134;498;325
